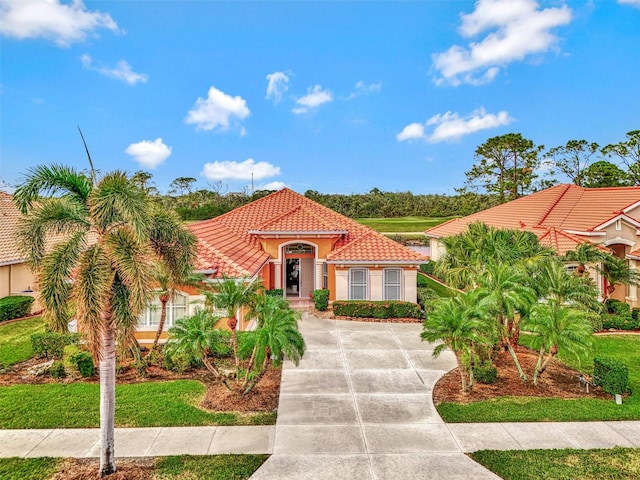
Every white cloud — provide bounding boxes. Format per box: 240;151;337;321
185;86;250;132
619;0;640;7
266;71;290;104
397;108;512;143
81;54;147;85
396;123;426;142
292;84;333;114
125;138;172;169
432;0;572;86
0;0;119;47
258;181;287;191
201;159;280;181
347;80;382;99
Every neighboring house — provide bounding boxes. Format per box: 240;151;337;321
426;184;640;306
0;192;39;309
171;188;426;331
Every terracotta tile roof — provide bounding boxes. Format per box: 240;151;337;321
0;192;23;264
327;230;427;262
188;188;426;277
427;184;640;246
533;227;609;256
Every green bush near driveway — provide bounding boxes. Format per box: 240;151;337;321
0;381;275;429
31;331;79;359
0;316;46;367
0;295;34;323
470;447;640;480
332;300;422;319
312;289;329;311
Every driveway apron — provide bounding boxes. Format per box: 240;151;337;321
250;316;500;480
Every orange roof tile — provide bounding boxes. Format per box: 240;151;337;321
327;230;427;263
427;184;640;245
533;227;609;256
188;188;425;277
0;192;23;264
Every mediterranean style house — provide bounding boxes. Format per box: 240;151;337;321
138;188;426;339
0;192;39;309
426;184;640;307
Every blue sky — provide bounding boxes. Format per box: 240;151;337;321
1;0;639;195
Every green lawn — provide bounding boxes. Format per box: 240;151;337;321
0;381;275;429
470;447;640;480
418;273;457;298
438;335;640;423
356;216;455;233
0;316;45;367
0;455;268;480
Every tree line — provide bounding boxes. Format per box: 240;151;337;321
120;129;640;221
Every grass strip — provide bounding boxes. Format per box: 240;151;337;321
0;381;274;428
470;447;640;480
156;454;269;480
0;316;45;367
0;457;61;480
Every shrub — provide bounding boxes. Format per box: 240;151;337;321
473;362;498;384
587;313;603;333
632;308;640;321
593;356;629;395
48;361;66;378
312;289;329;311
31;332;79;359
417;274;429;288
602;314;640;331
605;299;631;318
163;350;193;373
420;261;435;275
332;300;422;319
417;287;436;310
0;295;34;322
266;289;284;297
63;344;95;377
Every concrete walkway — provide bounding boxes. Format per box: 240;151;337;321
2;316;640;479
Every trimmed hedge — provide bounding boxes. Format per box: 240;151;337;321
265;289;284;297
312;289;329;311
31;332;79;359
602;314;640;331
593;356;629;395
0;295;34;322
332;300;422;319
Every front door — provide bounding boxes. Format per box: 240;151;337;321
285;259;300;297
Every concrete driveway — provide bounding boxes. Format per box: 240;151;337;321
250;316;500;480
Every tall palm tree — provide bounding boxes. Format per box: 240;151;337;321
421;292;493;393
14;164;195;477
474;262;535;380
523;300;593;385
243;294;306;393
600;254;640;301
204;276;263;373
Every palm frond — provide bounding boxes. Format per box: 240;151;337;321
13;164;91;214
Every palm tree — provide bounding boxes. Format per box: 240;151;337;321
204;276;263;373
14;164;195;477
421;292;493;393
531;258;601;313
474;262;535;380
523;300;593;385
563;242;608;276
600;254;640;301
164;310;230;386
243;294;305;393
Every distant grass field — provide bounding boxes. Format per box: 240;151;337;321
355;216;456;233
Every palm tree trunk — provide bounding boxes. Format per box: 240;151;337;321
533;346;545;385
150;296;169;353
537;345;558;377
243;344;258;388
99;322;116;477
507;343;527;380
202;353;232;390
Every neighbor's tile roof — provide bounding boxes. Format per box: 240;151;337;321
0;192;23;264
188;188;426;277
426;184;640;250
534;227;609;256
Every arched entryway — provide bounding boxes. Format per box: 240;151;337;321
282;242;316;299
605;242;632;302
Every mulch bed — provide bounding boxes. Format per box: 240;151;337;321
433;345;611;404
52;458;155;480
0;357;281;413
